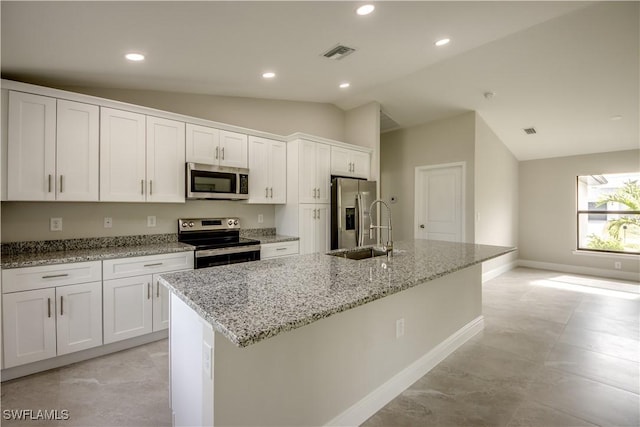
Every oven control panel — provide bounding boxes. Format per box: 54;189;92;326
178;218;240;231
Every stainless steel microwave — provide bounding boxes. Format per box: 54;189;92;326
186;163;249;200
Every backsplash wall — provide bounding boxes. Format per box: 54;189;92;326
0;201;276;243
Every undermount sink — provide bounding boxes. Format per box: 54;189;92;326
328;247;387;260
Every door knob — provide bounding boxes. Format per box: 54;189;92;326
420;224;425;228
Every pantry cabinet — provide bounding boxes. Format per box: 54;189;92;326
247;136;286;204
330;146;370;179
298;205;330;254
7;92;99;201
299;140;331;204
186;124;248;168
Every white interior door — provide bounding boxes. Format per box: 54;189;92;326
415;163;465;242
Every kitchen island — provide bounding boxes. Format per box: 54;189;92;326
159;240;515;427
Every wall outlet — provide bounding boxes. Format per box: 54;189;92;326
50;217;62;232
396;318;405;339
147;216;157;227
614;261;622;270
258;214;264;224
104;217;113;228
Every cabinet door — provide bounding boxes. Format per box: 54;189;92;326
2;288;57;368
219;130;248;168
152;275;170;331
351;150;371;179
247;136;270;203
56;281;102;355
330;146;352;177
147;116;186;203
298;205;318;255
269;140;287;204
7;91;56;201
315;204;331;253
315;143;331;204
56;100;99;201
100;108;146;202
103;275;153;344
299;140;318;203
186;124;219;165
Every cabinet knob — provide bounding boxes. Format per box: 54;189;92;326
420;224;425;228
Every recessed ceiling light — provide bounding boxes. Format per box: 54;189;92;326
262;72;276;79
435;38;451;47
125;53;145;61
610;115;623;121
356;4;375;16
339;82;351;89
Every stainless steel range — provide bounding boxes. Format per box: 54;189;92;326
178;218;261;269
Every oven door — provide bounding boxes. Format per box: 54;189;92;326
187;163;249;200
195;246;261;269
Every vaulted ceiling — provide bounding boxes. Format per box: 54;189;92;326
2;1;638;160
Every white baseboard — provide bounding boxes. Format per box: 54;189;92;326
325;316;484;427
518;259;640;291
482;261;517;283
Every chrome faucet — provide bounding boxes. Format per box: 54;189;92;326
369;199;393;258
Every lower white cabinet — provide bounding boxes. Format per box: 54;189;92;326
102;252;194;344
2;281;102;368
261;241;300;259
299;205;330;255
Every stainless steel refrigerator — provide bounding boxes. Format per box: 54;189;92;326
331;177;378;250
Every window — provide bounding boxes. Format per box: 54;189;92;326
577;173;640;254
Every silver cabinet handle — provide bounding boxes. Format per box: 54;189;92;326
265;187;269;198
42;273;69;279
221;147;225;160
317;188;320;199
60;296;64;316
156;281;160;298
59;175;64;193
149;180;153;196
276;247;287;251
270;187;273;198
215;146;219;160
313;209;316;219
143;262;163;267
48;174;52;193
313;188;316;198
47;298;51;318
141;180;144;195
317;209;320;220
420;224;425;228
147;283;151;300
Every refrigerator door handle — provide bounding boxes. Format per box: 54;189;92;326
337;184;342;230
356;193;365;247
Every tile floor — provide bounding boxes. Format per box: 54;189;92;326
1;268;638;426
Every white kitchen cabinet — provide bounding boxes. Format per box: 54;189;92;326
330;146;370;179
7;92;99;201
100;107;147;202
299;140;331;204
260;241;299;259
248;136;286;204
186;124;248;168
298;204;330;254
102;252;194;343
1;261;103;368
146;116;186;203
2;288;56;368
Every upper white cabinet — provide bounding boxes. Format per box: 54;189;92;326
248;136;286;204
146;116;186;203
330;146;370;179
7;92;99;201
100;109;185;203
299;140;331;204
100;108;146;202
186;124;247;168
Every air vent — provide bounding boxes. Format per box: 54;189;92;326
322;45;356;60
523;127;537;135
380;109;400;133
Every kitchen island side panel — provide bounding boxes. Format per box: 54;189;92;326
211;264;481;426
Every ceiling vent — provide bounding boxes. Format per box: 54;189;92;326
322;45;356;60
380;109;400;133
523;127;537;135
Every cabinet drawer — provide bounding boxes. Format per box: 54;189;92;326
2;261;102;293
102;252;194;280
261;241;299;260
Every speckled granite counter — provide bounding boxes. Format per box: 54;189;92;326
240;228;299;244
1;242;194;269
159;239;515;348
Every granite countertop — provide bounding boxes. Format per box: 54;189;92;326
1;242;194;269
248;234;299;245
159;240;515;348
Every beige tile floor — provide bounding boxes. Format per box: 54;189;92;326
1;268;638;427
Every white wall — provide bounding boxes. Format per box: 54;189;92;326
345;102;381;182
380;112;476;242
519;150;640;279
475;113;519;273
